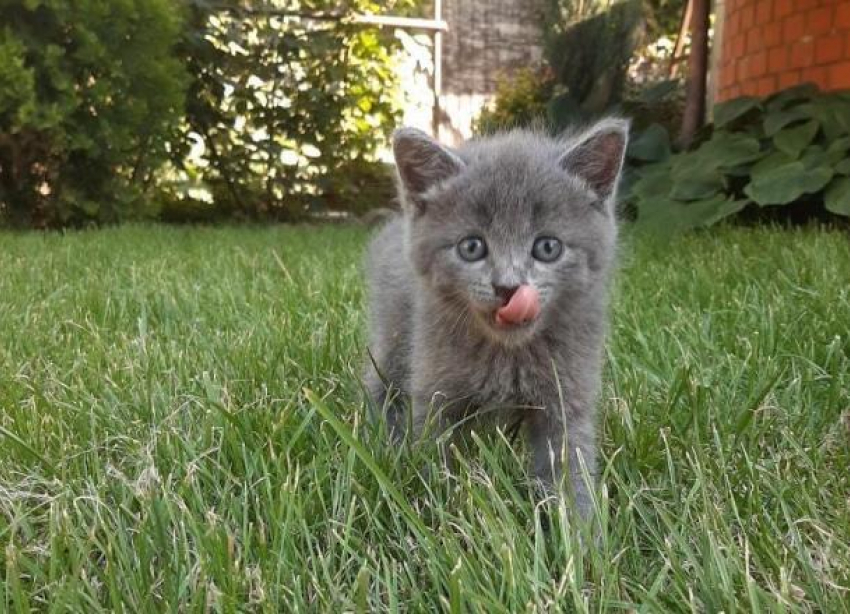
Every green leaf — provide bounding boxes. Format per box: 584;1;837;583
670;167;725;201
631;164;673;200
763;110;808;136
697;197;750;226
825;177;850;216
773;120;819;157
836;158;850;175
800;145;830;170
750;151;796;175
713;96;761;128
764;83;818;112
698;133;764;169
826;137;850;163
635;195;748;233
745;161;833;206
635;79;679;103
628;124;671;162
797;98;850;140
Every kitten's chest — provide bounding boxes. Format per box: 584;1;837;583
464;345;554;407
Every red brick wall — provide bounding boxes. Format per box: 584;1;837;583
717;0;850;101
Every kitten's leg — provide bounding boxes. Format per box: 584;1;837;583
526;404;597;520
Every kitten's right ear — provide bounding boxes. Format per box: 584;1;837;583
393;127;464;210
558;118;630;205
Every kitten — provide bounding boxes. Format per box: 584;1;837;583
363;118;628;516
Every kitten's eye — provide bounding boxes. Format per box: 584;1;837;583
457;236;488;262
532;237;563;262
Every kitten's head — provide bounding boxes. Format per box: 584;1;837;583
392;119;628;346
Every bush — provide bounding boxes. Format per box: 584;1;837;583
168;0;411;221
0;0;187;228
627;84;850;232
473;68;555;135
544;0;645;127
475;1;651;137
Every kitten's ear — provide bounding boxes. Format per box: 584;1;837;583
393;127;464;209
559;118;629;204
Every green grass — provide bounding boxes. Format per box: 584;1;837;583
1;223;849;611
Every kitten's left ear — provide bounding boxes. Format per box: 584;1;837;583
559;118;630;204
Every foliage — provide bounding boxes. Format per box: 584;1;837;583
544;0;613;35
643;0;687;38
170;0;412;221
544;0;645;127
0;0;187;228
2;225;850;609
546;0;686;39
623;78;683;136
628;85;850;232
473;68;555;135
475;1;648;136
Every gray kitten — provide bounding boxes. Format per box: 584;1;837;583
363;118;628;516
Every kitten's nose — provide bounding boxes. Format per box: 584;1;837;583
493;285;519;305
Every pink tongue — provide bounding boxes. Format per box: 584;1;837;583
495;285;540;326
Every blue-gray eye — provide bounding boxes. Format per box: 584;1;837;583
532;237;562;262
457;236;487;261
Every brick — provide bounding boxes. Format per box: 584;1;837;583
722;41;734;67
756;76;777;96
732;33;747;57
778;69;802;89
726;9;739;37
763;21;782;47
837;3;850;29
782;15;805;43
740;79;758;97
750;50;768;76
806;6;835;36
747;28;763;53
738;57;750;81
815;34;845;65
774;0;794;20
829;60;850;90
755;1;772;24
727;84;742;99
790;39;815;68
721;62;737;88
768;47;788;73
802;66;829;90
741;4;755;29
796;0;818;11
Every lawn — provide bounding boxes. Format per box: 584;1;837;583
1;224;849;611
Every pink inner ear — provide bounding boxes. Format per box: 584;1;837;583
393;129;464;197
562;128;627;198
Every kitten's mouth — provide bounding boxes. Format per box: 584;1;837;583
493;284;540;328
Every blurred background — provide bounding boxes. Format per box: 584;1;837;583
1;0;848;230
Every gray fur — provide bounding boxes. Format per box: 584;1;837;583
363;119;628;517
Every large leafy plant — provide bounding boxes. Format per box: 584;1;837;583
628;85;850;232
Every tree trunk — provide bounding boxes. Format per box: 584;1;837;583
677;0;711;150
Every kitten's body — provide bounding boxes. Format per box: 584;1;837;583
364;123;627;516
